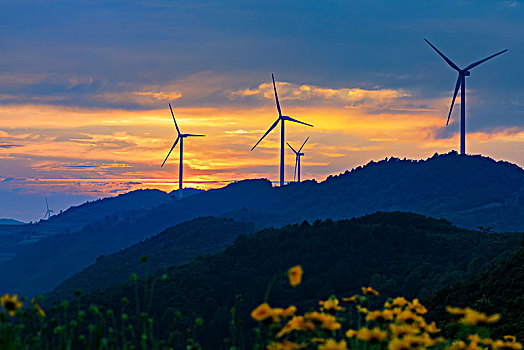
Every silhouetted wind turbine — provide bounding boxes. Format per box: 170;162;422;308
287;137;309;183
425;39;507;155
161;103;205;198
251;74;313;186
43;195;53;220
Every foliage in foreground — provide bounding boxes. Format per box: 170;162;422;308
426;243;524;340
0;264;521;349
74;213;521;348
249;266;522;350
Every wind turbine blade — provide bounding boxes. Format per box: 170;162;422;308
286;142;298;154
284;116;313;127
184;134;205;137
464;49;508;71
251;118;280;151
425;39;461;72
45;195;49;211
168;103;181;135
161;136;179;167
446;75;462;126
294;156;298;181
298;136;309;152
272;74;283;117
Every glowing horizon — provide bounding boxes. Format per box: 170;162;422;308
1;1;523;221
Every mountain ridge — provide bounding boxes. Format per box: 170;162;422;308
2;152;523;296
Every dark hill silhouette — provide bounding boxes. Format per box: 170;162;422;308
73;212;522;349
426;241;524;340
2;152;522;296
0;218;24;225
0;189;173;259
46;217;254;301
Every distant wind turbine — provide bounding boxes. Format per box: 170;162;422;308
161;103;205;198
287;137;309;183
251;74;313;186
425;39;507;155
43;195;53;220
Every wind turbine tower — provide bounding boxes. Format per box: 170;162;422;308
287;137;309;183
251;74;313;186
43;195;53;220
161;103;205;198
425;39;507;155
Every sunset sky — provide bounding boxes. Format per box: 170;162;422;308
1;1;523;221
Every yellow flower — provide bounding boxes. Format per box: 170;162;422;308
395;309;422;325
342;295;360;303
288;266;303;287
446;306;467;317
388;323;419;338
408;298;427;314
318;339;347;350
391;297;408;308
319;297;343;312
251;303;273;322
266;340;305;350
1;293;23;316
281;305;297;317
277;316;315;338
423;321;440;334
460;308;500;326
310;338;325;343
272;306;296;322
304;312;340;331
388;337;412;350
366;309;394;322
450;340;468;350
345;329;358;338
355;327;388;344
504;336;517;343
395;310;425;327
492;340;523;350
31;298;45;317
357;305;369;314
361;286;379;296
403;334;438;348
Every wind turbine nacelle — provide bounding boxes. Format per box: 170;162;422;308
463;71;471;76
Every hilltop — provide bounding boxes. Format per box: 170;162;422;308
0;218;24;225
426;241;524;340
1;152;523;296
46;217;255;301
71;212;522;349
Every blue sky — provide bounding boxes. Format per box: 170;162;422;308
1;0;523;221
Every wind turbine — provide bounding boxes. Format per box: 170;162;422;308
161;103;205;198
251;74;313;186
425;39;507;155
43;195;53;220
287;137;309;183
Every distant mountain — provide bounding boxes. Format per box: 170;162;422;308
426;241;524;340
2;152;523;296
0;218;24;225
72;212;522;349
37;188;174;232
0;189;173;261
46;217;254;301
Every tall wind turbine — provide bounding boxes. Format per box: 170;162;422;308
43;195;53;220
161;103;205;198
251;74;313;186
425;39;507;155
287;137;309;183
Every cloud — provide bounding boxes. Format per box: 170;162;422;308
230;81;412;113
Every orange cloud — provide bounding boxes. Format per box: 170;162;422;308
1;84;522;199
